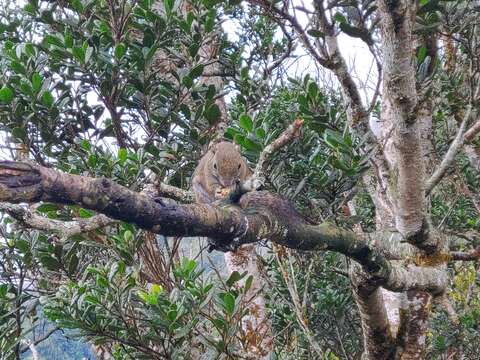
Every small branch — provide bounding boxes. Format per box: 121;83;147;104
250;0;329;68
146;182;195;203
240;118;303;193
264;21;294;77
0;203;116;239
425;106;472;195
21;327;60;354
464;119;480;142
450;247;480;261
253;118;303;179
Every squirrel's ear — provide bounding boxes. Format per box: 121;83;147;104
234;143;240;151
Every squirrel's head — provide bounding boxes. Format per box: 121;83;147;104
209;141;246;188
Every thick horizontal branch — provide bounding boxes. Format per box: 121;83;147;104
0;161;447;294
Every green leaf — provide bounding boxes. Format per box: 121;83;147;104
45;35;64;48
24;43;35;57
167;309;177;322
183;258;196;273
239;114;253;132
88;154;97;167
42;90;54;107
37;203;60;213
244;275;253;292
0;284;8;298
164;0;174;13
79;208;94;218
417;45;428;64
211;317;226;330
80;139;91;151
188;43;200;58
182;75;193;89
15;240;30;253
31;73;42;92
226;271;244;287
11;127;26;141
205;103;221;124
96;274;109;288
307;29;324;37
40;255;62;271
339;23;372;44
64;32;73;48
307;81;318;100
70;0;84;13
323;129;348;150
150;284;163;297
72;46;85;63
4;40;13;50
189;64;204;79
24;3;36;14
85;295;100;304
124;230;134;242
10;61;26;74
0;87;14;103
118;148;127;163
240;66;249;79
255;128;266;139
333;12;347;24
220;293;235;315
114;43;126;60
242;138;262;152
234;134;245;146
186;11;195;27
20;81;33;96
205;9;216;32
68;253;79;275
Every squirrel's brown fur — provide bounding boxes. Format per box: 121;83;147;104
192;142;252;203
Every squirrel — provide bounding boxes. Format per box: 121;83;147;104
192;141;252;203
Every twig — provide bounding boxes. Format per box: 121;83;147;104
253;118;303;179
425;106;472;195
239;119;304;193
154;182;194;203
21;327;60;354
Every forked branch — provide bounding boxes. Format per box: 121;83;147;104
0;161;447;295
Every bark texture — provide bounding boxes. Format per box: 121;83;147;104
0;161;449;296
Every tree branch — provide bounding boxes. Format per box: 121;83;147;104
20;327;60;354
0;202;116;239
154;182;195;203
464;119;480;142
0;161;448;294
450;247;480;261
251;118;303;180
425;106;472;195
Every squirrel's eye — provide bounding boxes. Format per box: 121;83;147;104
238;164;241;169
213;163;217;170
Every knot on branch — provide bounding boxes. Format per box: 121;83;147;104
205;191;304;253
0;161;43;202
